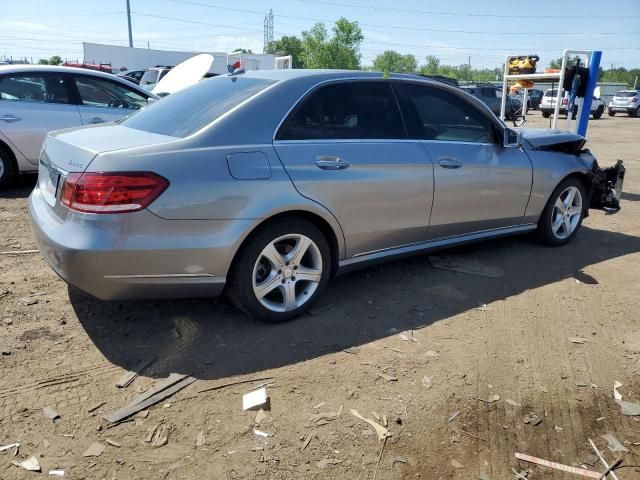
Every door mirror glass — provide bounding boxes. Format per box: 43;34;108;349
504;128;521;147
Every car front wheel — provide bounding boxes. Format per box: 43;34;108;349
536;178;586;246
608;109;615;116
541;111;550;118
228;218;331;322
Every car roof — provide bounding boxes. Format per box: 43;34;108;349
241;69;444;84
0;64;159;98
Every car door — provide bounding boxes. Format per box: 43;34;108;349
72;75;148;125
0;72;81;164
393;82;532;240
273;80;434;258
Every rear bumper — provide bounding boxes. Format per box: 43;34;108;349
28;187;254;300
608;105;637;113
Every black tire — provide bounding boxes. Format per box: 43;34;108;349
536;177;586;247
592;105;604;120
541;111;550;118
227;217;331;323
0;145;16;188
608;109;615;116
634;107;640;118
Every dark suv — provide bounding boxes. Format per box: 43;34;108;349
461;85;522;119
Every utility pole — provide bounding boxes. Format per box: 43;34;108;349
126;0;133;48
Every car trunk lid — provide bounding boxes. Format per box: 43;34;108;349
38;124;177;215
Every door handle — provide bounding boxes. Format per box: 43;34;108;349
0;114;21;123
87;117;105;124
438;157;463;169
315;155;350;170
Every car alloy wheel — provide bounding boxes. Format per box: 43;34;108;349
252;234;323;313
550;186;583;240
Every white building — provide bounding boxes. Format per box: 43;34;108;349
82;43;277;75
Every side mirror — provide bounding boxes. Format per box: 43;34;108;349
504;128;522;148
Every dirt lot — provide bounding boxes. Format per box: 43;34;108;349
1;111;639;480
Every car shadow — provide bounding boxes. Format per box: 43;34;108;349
0;174;37;199
69;226;640;381
621;191;640;202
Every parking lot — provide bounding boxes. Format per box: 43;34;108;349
0;110;639;479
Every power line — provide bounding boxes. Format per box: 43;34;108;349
293;0;640;19
169;0;640;35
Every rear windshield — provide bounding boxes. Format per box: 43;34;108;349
122;76;276;138
544;89;558;96
616;91;638;97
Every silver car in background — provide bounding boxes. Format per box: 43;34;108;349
0;65;157;186
29;70;625;322
607;90;640;117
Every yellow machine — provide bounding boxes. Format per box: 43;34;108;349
508;55;539;75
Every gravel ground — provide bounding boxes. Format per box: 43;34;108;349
0;110;639;479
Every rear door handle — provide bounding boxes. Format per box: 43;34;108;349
438;157;463;169
87;117;105;124
315;155;350;170
0;114;21;123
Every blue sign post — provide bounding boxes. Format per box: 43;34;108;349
577;50;602;137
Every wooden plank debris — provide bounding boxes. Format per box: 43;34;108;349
103;374;195;424
115;357;155;388
515;452;601;478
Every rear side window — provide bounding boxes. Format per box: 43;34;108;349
74;76;148;109
278;95;324;140
0;74;69;104
616;91;637;97
122;76;276;138
316;82;405;139
394;82;494;143
480;88;496;98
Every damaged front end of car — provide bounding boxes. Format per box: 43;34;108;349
522;129;626;211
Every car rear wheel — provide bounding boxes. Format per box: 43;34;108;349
228;218;331;322
0;146;16;188
541;111;550;118
536;178;586;246
633;106;640;118
607;109;615;116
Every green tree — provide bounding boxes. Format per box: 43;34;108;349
420;55;440;75
548;55;582;69
232;48;253;54
37;58;49;65
372;50;417;73
48;55;63;65
265;35;305;69
301;18;363;69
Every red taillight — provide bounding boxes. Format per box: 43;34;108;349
562;98;568;106
61;172;169;213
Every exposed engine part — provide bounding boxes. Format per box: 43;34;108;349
590;159;625;210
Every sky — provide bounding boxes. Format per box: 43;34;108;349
1;0;639;70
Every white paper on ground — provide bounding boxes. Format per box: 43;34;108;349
243;387;268;410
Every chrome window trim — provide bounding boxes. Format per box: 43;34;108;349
272;76;505;143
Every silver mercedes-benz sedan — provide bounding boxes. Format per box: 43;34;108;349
29;70;625;322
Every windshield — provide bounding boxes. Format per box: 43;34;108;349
616;91;638;97
122;75;276;138
544;89;558;97
140;70;160;86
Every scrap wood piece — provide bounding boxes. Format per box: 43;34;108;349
87;401;106;413
601;434;629;453
12;456;41;472
350;409;391;441
300;432;313;451
83;442;106;457
589;438;620;480
428;254;503;278
0;442;20;452
103;374;196;424
569;337;588;344
115;357;155;388
515;452;601;478
372;436;388;480
197;376;273;394
0;249;40;255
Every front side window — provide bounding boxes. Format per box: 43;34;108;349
481;87;497;98
0;74;69;103
314;82;405;140
74;77;148;109
394;82;495;143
